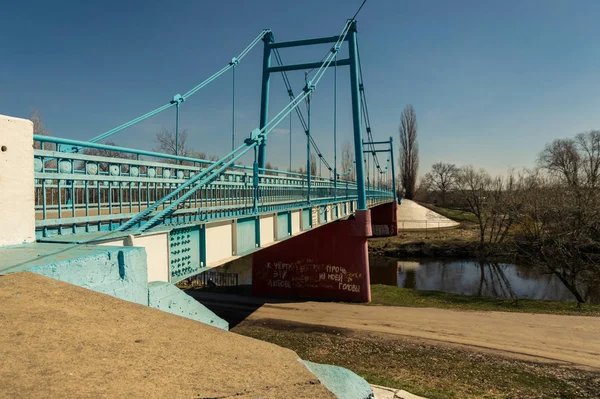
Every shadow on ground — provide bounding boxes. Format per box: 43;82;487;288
184;285;309;328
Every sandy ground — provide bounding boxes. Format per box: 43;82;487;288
0;272;334;399
190;293;600;370
398;199;459;230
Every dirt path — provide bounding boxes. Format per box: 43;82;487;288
196;294;600;370
397;199;459;230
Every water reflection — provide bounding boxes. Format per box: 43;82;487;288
369;257;590;303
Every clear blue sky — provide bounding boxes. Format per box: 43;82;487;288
2;0;599;176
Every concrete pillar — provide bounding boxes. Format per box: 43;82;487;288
252;211;372;302
370;200;399;237
0;114;35;245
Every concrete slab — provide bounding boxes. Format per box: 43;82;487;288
397;199;458;230
371;385;429;399
0;242;135;274
0;272;335;398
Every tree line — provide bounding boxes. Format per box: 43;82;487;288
419;131;600;304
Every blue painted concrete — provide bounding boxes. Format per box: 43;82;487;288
0;242;228;329
0;243;148;305
148;282;228;330
301;360;374;399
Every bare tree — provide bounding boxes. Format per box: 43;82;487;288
264;162;279;176
310;152;317;176
514;170;600;304
341;140;355;181
538;138;581;186
575;130;600;188
30;108;53;151
398;105;419;199
423;162;457;205
154;128;191;158
454;166;517;244
30;108;51;137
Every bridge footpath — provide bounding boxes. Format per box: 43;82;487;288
0;114;398;330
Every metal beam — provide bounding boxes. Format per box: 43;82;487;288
258;31;274;169
267;58;350;74
363;149;391;154
363;140;390;146
390;136;397;199
348;21;367;211
270;35;347;49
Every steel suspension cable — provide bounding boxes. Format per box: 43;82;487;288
88;30;269;144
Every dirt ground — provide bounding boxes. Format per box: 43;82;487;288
0;272;334;399
218;298;600;370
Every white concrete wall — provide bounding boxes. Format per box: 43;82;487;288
0;114;35;246
99;232;170;283
259;215;275;247
206;222;233;265
134;234;169;282
291;211;301;234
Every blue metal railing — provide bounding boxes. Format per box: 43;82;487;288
34;136;393;237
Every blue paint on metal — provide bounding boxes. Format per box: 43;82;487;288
169;226;201;281
236;217;257;255
266;58;350;73
277;212;289;240
390;136;397;199
269;34;348;49
302;209;311;230
258;31;274;169
348;21;367;211
31;22;395;240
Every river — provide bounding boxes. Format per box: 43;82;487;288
369;257;598;303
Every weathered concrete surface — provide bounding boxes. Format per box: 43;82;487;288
397;199;458;230
0;114;35;245
148;281;228;330
0;272;335;398
302;360;374;399
372;385;428;399
0;243;228;330
0;243;149;305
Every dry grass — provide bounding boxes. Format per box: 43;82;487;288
234;319;600;399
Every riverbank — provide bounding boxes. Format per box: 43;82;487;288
369;226;514;261
369;285;600;316
183;284;600;316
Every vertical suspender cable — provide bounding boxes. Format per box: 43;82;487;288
175;102;180;157
306;72;312;203
231;64;236;152
289;110;292;172
307;92;311;203
333;54;338;199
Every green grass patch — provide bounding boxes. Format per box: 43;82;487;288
369;284;600;316
233;319;599;399
419;203;479;225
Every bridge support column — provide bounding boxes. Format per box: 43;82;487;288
370;200;398;237
0;114;35;246
252;210;372;302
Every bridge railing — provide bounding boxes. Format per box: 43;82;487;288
33;136;393;237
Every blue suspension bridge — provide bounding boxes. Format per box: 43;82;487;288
1;18;398;318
